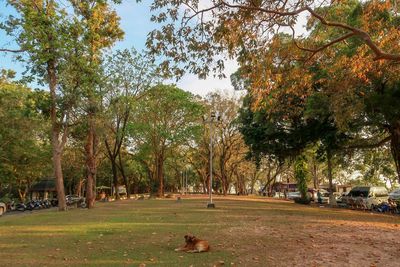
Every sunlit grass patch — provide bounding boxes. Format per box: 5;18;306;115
0;196;399;266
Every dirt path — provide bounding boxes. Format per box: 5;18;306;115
183;195;400;267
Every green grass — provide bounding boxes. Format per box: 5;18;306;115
0;196;399;266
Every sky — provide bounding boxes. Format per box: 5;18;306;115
0;0;237;96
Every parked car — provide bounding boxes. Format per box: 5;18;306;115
307;188;329;203
336;192;349;204
389;188;400;200
0;202;6;216
346;186;389;209
318;190;330;204
66;195;86;208
287;191;301;200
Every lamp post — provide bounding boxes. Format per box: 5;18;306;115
207;111;219;208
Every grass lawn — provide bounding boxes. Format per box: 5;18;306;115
0;196;400;266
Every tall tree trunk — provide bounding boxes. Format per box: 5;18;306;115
75;178;84;196
105;139;120;200
221;172;227;196
18;188;27;202
390;121;400;182
327;149;336;206
110;156;119;200
118;153;131;199
327;149;333;195
312;160;318;189
48;60;67;211
206;174;210;194
202;174;207;194
156;155;164;197
85;117;96;209
53;149;67;210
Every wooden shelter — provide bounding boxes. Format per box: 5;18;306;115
29;178;56;200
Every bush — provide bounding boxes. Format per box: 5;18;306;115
294;197;311;205
294;155;310;199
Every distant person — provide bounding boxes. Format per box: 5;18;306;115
317;190;322;204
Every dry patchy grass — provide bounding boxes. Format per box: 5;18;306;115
0;196;399;266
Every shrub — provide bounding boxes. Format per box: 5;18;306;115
294;197;311;205
294;155;310;200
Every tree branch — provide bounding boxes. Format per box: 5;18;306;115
344;136;391;150
217;1;400;61
290;25;355;60
0;48;25;53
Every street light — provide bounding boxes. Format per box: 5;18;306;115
205;111;220;208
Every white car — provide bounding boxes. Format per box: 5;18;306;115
0;202;6;216
389;189;400;200
347;186;389;209
287;191;301;200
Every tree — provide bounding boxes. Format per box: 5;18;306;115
346;146;398;189
0;75;51;200
128;84;203;197
294;155;310;201
206;92;249;195
147;0;400;80
103;48;158;200
238;64;349;198
1;1;83;210
233;0;400;190
70;0;124;208
148;0;400;184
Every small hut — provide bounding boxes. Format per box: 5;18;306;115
30;178;57;200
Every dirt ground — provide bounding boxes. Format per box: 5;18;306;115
185;195;400;267
0;195;399;266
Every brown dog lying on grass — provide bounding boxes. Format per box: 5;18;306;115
175;234;210;253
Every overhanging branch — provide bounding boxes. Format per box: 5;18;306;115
0;48;25;53
344;136;391;150
217;1;400;61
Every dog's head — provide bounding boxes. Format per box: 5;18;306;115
184;234;196;244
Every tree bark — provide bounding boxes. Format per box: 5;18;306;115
312;160;318;189
327;149;333;195
110;156;119;200
327;149;337;206
48;58;67;211
118;153;131;199
390;121;400;182
156;155;164;197
53;148;67;210
75;178;84;196
85;117;96;208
